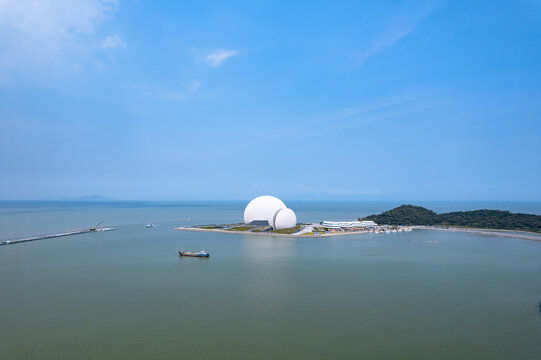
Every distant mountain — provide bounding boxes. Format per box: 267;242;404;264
362;204;541;232
77;194;115;202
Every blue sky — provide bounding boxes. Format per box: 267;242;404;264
0;0;540;201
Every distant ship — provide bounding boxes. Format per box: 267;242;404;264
146;224;154;228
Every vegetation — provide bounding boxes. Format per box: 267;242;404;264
226;226;254;232
271;225;301;234
362;205;541;232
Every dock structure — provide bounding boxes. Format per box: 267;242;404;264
0;227;114;246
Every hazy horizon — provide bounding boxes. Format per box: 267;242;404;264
4;196;541;203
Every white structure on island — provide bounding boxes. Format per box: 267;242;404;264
244;196;297;230
321;220;378;230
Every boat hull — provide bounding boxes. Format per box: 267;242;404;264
179;251;209;257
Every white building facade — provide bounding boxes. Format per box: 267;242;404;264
321;220;378;230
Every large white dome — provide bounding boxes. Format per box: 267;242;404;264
272;208;297;230
244;196;286;225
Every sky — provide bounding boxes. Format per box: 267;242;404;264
0;0;540;201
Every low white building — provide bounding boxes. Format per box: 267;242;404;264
321;220;378;230
354;220;378;228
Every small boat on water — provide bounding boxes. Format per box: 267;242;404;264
179;250;209;257
146;223;155;228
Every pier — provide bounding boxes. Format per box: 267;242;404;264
0;227;115;246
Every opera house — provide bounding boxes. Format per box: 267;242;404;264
244;196;297;230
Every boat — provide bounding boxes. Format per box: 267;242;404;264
179;250;209;257
90;220;103;232
146;223;155;228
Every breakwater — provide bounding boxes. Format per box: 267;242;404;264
0;227;114;246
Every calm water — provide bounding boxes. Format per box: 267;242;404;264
1;201;541;359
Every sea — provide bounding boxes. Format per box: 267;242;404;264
1;201;540;359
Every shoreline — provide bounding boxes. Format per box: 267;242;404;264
174;225;541;242
414;226;541;242
173;227;371;238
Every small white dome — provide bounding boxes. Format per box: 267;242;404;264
244;196;286;225
272;208;297;230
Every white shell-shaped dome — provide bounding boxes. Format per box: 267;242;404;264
272;208;297;230
244;196;286;225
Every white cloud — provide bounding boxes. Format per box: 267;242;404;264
0;0;118;75
100;34;126;49
203;49;238;67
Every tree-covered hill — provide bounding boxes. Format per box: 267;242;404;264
361;205;541;232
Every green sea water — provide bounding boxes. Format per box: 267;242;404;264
1;201;540;359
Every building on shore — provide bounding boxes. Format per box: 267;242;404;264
244;196;297;230
321;220;378;231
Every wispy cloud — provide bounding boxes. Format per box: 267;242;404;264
203;88;444;163
353;2;438;66
355;28;413;65
203;49;239;67
188;80;201;93
185;89;437;164
0;0;119;77
100;34;126;49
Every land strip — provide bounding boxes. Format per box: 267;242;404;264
174;226;371;237
414;226;541;242
176;225;541;242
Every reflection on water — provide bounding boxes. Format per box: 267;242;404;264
241;234;296;257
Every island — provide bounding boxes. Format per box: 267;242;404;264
173;223;384;237
173;195;413;237
174;198;541;241
362;205;541;233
